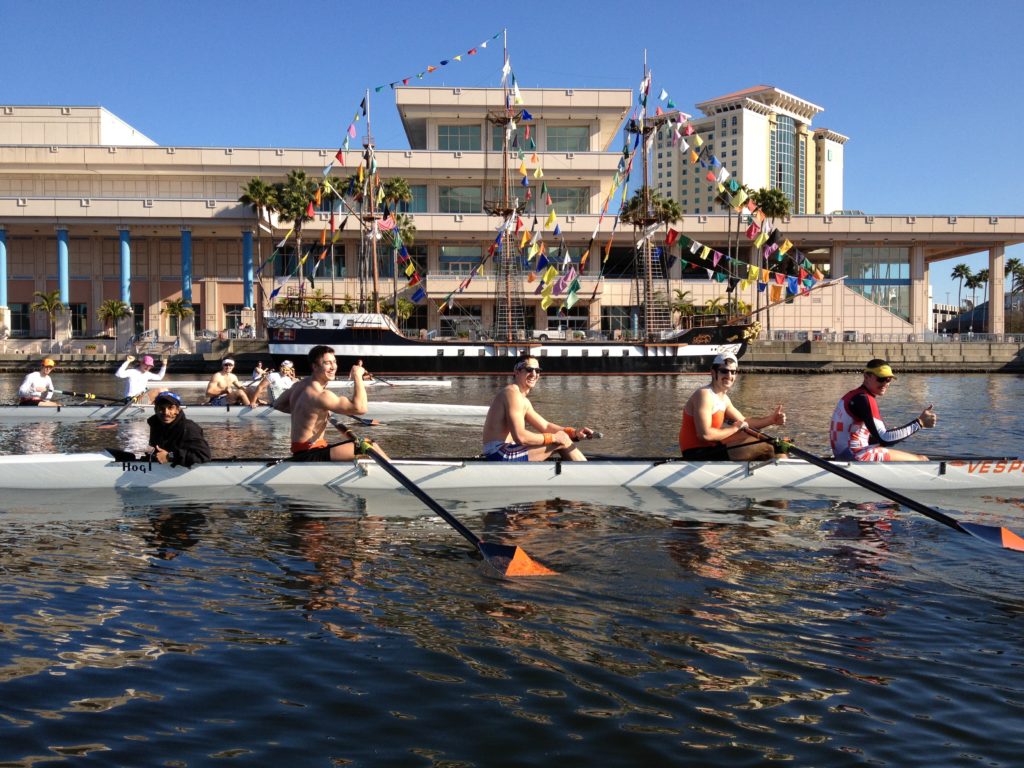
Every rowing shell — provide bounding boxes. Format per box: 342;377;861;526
0;402;487;423
145;378;452;389
1;452;1021;494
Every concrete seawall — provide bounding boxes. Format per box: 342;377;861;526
2;339;1023;374
742;340;1024;373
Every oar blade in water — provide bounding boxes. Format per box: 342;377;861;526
958;522;1024;553
479;542;558;577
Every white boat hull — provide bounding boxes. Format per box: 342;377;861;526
1;452;1020;495
0;402;487;423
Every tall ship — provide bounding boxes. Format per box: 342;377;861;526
266;42;752;374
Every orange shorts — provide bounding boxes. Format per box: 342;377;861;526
291;438;329;454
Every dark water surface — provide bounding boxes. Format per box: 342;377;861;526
1;372;1022;766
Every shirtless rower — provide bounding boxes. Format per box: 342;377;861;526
273;345;388;461
205;358;251;406
482;354;594;461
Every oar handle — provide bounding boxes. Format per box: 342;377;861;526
565;428;602;441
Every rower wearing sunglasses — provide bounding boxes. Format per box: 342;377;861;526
830;358;937;462
482;354;595;461
679;352;787;461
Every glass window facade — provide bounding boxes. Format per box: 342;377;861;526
438;245;482;275
547;126;589;152
132;303;145;335
486;185;529;208
10;303;29;336
69;303;88;337
547;186;590;214
397;185;427;213
844;246;911;321
491;123;531;151
437;125;481;151
439;186;482;214
770;115;796;208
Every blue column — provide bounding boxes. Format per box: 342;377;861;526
180;228;193;305
57;228;70;304
242;229;254;308
119;229;131;305
0;229;7;307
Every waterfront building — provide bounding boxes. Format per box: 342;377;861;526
0;92;1020;355
653;85;847;217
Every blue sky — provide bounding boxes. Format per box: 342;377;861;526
2;0;1021;303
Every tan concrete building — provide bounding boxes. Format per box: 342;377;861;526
0;92;1021;354
654;85;847;217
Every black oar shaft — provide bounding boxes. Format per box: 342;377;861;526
53;389;127;404
330;418;556;575
332;419;478;545
745;427;963;531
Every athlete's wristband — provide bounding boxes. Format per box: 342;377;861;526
543;433;553;445
564;427;577;440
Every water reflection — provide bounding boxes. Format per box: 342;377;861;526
1;373;1024;765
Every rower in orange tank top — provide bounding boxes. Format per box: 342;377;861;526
679;353;787;461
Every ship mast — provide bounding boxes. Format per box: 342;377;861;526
634;51;672;339
359;89;382;313
484;29;526;343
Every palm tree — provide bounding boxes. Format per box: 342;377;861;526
383;296;416;330
304;289;333;313
274;170;319;287
1005;257;1021;313
96;299;130;337
162;298;194;343
238;177;279;327
238;177;279;269
946;264;970;331
976;268;990;311
620;188;682;227
669;288;695;327
702;296;726;316
380;177;416;319
751;187;791;333
964;274;982;331
30;290;64;340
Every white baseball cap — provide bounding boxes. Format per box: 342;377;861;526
712;352;738;368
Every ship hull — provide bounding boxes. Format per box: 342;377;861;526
266;313;749;374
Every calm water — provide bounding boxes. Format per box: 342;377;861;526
1;372;1023;766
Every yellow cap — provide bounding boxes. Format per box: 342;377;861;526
42;358;56;368
864;359;895;378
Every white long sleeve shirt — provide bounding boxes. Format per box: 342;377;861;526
18;371;54;400
115;360;167;399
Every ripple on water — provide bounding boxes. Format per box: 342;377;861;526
1;383;1024;766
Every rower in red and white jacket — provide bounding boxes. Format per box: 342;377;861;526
830;359;937;462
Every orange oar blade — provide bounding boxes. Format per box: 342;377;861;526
503;546;558;577
479;542;557;577
959;522;1024;553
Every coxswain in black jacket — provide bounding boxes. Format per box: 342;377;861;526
146;391;212;467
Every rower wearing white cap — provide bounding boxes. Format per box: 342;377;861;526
679;352;786;461
205;358;251;406
115;353;168;403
